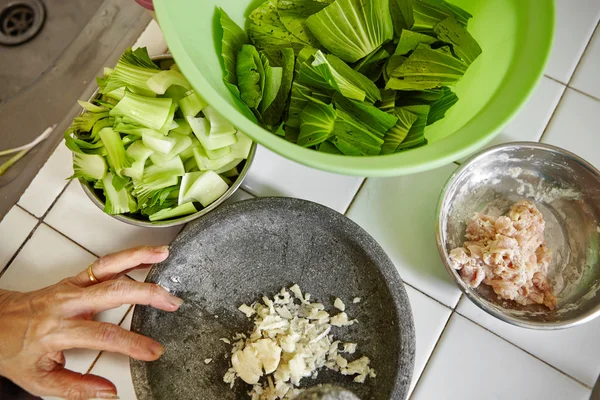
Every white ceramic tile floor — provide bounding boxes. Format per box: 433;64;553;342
571;25;600;100
0;206;37;270
17;141;73;218
242;145;364;213
544;0;600;84
458;76;565;163
542;88;600;169
133;19;169;57
45;181;182;257
3;14;600;400
411;314;591;400
347;164;463;308
457;296;600;387
88;310;137;400
404;285;452;397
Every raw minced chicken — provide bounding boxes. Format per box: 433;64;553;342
449;200;557;310
223;285;375;400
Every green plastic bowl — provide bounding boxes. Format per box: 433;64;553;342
154;0;554;177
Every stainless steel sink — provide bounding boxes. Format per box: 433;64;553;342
0;0;152;219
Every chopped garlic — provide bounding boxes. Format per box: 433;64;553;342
352;297;361;304
333;298;346;311
232;346;263;384
252;339;282;374
224;285;374;400
289;284;304;301
239;303;256;318
342;342;357;354
204;358;213;364
336;355;348;369
330;312;354;327
220;338;231;344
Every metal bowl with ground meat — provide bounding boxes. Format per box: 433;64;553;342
436;142;600;329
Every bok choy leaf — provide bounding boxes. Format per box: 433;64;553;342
306;0;394;63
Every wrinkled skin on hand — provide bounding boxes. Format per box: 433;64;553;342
0;245;182;400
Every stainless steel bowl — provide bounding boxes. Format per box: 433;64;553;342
77;54;256;228
436;142;600;329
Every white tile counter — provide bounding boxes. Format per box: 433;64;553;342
1;5;599;400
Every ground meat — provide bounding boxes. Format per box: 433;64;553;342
449;200;557;310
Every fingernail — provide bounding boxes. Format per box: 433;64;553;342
169;295;184;308
154;245;169;253
93;392;120;399
151;341;166;357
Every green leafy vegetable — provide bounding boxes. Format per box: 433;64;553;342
261;48;296;125
217;0;479;157
142;129;177;154
146;70;191;95
237;44;265;109
219;8;249;87
103;172;137;215
104;48;160;96
412;0;471;32
277;0;332;47
297;50;381;102
380;108;418;154
386;44;467;90
434;16;481;65
188;116;238;150
179;170;229;207
203;106;237;136
179;90;208;117
354;47;391;82
396;86;458;125
286;80;313;128
297;95;336;147
331;109;385;155
98;127;131;176
248;0;309;52
110;91;173;130
149;202;197;221
306;0;394;63
258;53;284;114
71;153;107;181
332;94;398;138
318;140;342;154
122;141;153;180
394;29;437;55
396;104;429;150
426;86;458;124
389;0;415;34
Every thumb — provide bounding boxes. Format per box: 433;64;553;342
41;368;118;400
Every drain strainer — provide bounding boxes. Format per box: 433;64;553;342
0;0;45;45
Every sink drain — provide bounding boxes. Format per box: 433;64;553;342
0;0;45;45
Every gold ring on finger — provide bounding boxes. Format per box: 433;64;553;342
87;264;99;284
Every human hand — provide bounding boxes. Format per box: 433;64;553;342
0;245;181;400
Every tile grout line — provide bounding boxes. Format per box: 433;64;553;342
564;85;600;103
564;20;599;87
343;178;367;216
401;279;456;311
16;204;38;219
85;305;135;375
408;310;454;400
537;20;599;143
541;73;600;103
404;283;592;392
453;310;593;390
0;219;42;280
42;221;100;258
537;84;569;143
